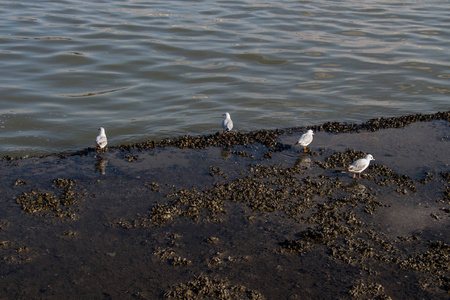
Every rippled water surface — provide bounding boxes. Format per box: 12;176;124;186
0;0;449;155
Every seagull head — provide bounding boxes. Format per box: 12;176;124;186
366;154;375;161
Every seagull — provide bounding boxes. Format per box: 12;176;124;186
222;112;233;136
347;154;375;178
295;129;314;152
95;127;108;153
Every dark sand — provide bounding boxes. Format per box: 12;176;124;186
0;112;449;299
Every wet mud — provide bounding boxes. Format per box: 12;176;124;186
0;112;449;299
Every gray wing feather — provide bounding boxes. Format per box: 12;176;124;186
297;133;313;146
223;119;233;131
96;135;107;148
301;133;313;145
348;158;368;172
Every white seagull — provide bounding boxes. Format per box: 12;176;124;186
95;127;108;153
295;129;314;152
347;154;375;178
222;112;233;136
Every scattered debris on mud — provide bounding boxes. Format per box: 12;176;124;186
15;178;86;219
348;281;391;299
164;275;265;300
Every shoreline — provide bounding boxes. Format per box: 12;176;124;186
2;110;449;161
0;112;448;299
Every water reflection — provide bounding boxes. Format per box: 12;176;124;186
94;156;108;175
344;181;367;196
295;156;312;169
220;148;231;161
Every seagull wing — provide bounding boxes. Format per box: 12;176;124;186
348;158;368;173
297;132;312;146
223;118;233;131
301;133;313;146
96;135;107;148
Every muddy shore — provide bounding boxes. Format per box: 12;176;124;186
0;111;449;299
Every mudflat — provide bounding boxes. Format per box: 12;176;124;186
0;112;449;299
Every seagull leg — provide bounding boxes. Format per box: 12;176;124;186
303;146;307;153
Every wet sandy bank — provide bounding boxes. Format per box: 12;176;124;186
0;112;449;299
